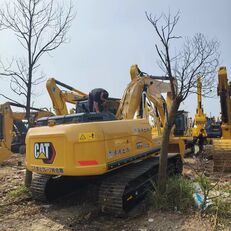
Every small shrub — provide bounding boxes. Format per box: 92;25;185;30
149;176;195;212
213;198;231;219
8;185;30;198
207;182;231;226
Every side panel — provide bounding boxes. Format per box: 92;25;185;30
26;119;161;176
103;120;156;169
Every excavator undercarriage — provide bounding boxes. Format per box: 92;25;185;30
31;153;182;216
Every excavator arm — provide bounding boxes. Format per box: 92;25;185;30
211;66;231;172
117;64;194;156
217;66;231;138
116;64;172;125
46;78;87;115
192;76;207;137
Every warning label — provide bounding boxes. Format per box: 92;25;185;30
79;132;96;142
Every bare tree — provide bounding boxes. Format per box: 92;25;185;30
146;11;220;192
0;0;74;186
0;0;74;114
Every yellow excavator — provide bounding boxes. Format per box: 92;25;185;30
192;76;207;138
26;65;185;215
212;66;231;172
0;102;53;163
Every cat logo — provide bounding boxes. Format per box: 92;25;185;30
34;142;56;164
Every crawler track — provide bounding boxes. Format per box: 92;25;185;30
30;154;183;216
30;174;52;202
30;175;89;202
99;154;182;216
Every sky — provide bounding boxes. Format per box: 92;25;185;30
0;0;230;117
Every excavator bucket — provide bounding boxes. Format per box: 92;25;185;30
212;139;231;172
0;147;12;164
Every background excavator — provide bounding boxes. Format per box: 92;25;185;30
26;64;184;215
212;66;231;172
205;118;221;138
191;77;207;138
0;102;53;163
46;78;120;116
46;78;88;115
191;76;221;140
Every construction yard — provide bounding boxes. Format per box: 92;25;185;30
0;1;230;231
0;154;230;231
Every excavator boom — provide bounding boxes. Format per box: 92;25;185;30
116;64;172;121
192;76;207;137
212;66;231;172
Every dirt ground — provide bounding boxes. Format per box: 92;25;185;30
0;154;230;231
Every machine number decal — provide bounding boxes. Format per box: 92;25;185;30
107;147;130;159
31;166;63;174
34;142;56;164
79;132;96;142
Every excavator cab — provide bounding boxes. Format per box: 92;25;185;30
76;97;120;115
174;110;189;137
205;118;221;138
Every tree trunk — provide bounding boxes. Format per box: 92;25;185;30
158;122;172;192
158;100;179;192
24;67;33;188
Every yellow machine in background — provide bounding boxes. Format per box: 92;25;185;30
46;78;120;115
26;65;184;215
192;77;207;137
46;78;87;115
0;102;53;163
212;66;231;172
